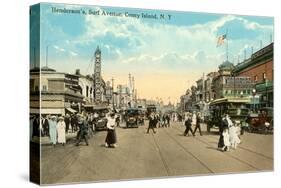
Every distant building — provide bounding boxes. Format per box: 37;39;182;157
196;77;204;102
162;102;175;114
204;72;218;102
116;84;131;109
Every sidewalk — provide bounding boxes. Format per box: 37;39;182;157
31;132;78;145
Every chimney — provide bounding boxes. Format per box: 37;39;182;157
75;69;80;75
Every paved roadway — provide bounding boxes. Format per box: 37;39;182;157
41;121;273;185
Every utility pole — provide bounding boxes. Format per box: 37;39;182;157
33;47;36;68
46;45;48;67
111;77;115;110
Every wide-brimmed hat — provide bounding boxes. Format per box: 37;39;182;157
51;115;56;119
58;116;64;120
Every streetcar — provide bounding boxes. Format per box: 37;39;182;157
146;104;157;117
206;98;250;133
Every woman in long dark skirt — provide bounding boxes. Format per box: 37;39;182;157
105;113;117;148
218;114;228;150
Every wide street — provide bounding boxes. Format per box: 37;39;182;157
41;121;273;185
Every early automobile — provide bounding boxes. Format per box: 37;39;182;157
85;106;109;131
138;110;145;125
125;108;140;128
247;107;273;134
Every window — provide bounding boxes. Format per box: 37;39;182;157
254;75;258;82
30;79;35;92
42;85;47;91
263;72;266;80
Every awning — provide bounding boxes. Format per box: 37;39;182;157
66;107;77;114
84;104;109;110
30;108;40;114
210;97;250;105
40;108;64;115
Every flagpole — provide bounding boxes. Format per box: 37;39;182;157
226;29;228;61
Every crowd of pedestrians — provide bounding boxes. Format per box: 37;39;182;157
183;112;203;136
30;110;242;152
30;111;119;148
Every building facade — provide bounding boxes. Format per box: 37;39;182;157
94;46;103;103
30;66;84;116
211;60;255;108
233;42;273;108
75;69;95;105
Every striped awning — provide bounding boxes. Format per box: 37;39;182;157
66;107;77;114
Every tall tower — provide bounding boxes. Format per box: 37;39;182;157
94;46;102;103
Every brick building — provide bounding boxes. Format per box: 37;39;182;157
233;42;273;108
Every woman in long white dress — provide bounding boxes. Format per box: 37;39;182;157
222;128;230;151
57;116;66;146
229;121;241;149
48;116;57;146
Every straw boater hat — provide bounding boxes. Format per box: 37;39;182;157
58;116;64;120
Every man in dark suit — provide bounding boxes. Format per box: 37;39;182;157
64;114;70;133
218;114;228;149
166;114;170;127
184;113;194;136
42;115;49;136
193;112;203;136
147;113;156;134
76;115;89;146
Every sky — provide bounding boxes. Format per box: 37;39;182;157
30;3;274;105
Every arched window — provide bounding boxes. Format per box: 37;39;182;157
262;72;266;80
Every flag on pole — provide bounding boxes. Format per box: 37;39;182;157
217;34;227;47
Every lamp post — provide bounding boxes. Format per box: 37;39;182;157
240;91;243;98
252;88;256;112
111;77;115;110
231;72;236;98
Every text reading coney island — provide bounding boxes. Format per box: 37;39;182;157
51;7;172;20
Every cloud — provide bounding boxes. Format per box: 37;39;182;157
39;5;274;104
41;5;273;78
53;45;65;52
70;51;78;56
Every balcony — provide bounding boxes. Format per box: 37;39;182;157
255;80;273;92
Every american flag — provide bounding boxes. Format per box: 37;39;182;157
217;34;227;47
